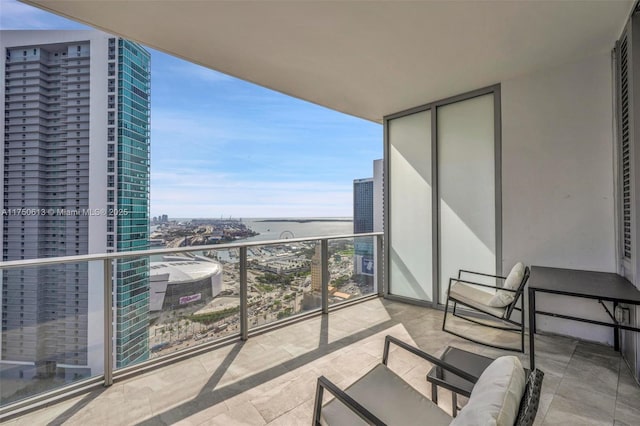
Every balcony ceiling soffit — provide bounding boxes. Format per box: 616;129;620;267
22;0;635;122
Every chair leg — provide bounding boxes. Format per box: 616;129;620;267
520;318;525;353
431;383;438;404
452;392;458;417
313;379;324;425
442;294;451;332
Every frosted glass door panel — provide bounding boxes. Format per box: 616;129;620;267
438;94;496;303
389;110;432;301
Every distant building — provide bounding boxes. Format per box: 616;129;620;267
149;257;223;312
152;214;169;225
0;30;151;380
373;159;384;233
353;178;374;234
311;244;322;292
354;177;374;279
252;257;309;275
353;160;383;279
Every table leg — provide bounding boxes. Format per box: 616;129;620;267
431;383;438;404
528;287;536;371
613;301;619;351
452;393;458;417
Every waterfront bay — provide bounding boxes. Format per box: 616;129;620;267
166;217;354;243
242;217;353;241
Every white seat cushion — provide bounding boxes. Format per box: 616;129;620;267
450;356;526;426
488;262;525;307
450;282;507;318
321;363;452;426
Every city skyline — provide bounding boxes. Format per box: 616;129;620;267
0;0;382;219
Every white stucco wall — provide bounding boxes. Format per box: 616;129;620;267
502;51;618;344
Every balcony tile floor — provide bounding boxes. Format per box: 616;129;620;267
5;298;640;425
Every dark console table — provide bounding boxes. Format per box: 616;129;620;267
528;266;640;370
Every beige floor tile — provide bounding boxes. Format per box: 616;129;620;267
266;400;314;425
206;402;266;426
5;299;640;426
250;370;318;423
615;401;640;426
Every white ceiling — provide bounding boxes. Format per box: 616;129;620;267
23;0;634;123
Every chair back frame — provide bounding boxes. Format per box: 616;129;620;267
313;336;546;426
442;265;531;352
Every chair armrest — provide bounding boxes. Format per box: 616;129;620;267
382;336;479;383
459;269;507;280
453;278;518;293
313;376;386;426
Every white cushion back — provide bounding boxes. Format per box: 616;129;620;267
504;262;525;290
487;262;525;307
450;356;526;426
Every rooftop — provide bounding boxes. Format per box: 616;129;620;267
5;299;639;425
150;258;222;283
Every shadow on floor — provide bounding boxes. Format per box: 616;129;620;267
135;313;397;425
46;387;108;426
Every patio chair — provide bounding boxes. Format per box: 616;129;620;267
442;263;530;352
313;335;544;426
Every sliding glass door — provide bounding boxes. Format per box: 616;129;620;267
385;86;501;305
387;110;433;301
437;93;498;303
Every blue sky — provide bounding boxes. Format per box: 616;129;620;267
0;0;382;218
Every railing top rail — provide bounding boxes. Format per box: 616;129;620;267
0;232;384;269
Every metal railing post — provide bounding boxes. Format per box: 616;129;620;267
103;259;114;386
239;246;248;340
321;239;329;314
376;234;384;297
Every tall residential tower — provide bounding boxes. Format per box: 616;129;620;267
0;31;151;382
353;160;383;279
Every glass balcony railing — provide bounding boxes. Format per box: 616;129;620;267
0;232;383;416
328;236;378;307
247;240;322;330
0;260;105;407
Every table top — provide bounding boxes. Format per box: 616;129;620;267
426;346;494;396
529;266;640;304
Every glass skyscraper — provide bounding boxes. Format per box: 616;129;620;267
353;177;374;286
114;39;151;367
353;178;374;260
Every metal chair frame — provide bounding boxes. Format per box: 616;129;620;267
313;336;478;425
313;335;544;426
442;267;531;352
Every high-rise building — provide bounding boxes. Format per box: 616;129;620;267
0;30;151;380
353;178;374;269
373;159;383;233
310;244;322;292
353;160;383;279
353;178;374;235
